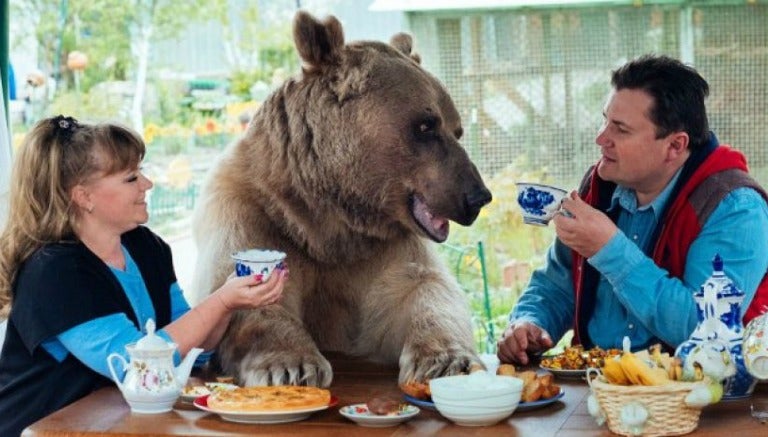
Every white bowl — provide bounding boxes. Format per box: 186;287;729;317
515;182;568;226
231;249;286;280
429;372;522;426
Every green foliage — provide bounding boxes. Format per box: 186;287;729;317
46;90;130;124
151;79;193;126
230;70;266;98
446;154;557;288
440;155;561;352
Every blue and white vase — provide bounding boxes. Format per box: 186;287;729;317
675;254;756;399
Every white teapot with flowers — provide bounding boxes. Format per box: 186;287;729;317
107;319;203;413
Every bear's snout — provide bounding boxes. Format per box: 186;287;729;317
459;186;492;225
466;186;492;211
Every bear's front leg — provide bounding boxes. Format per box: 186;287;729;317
396;282;484;384
216;306;333;387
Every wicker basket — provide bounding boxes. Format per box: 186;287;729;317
587;370;707;437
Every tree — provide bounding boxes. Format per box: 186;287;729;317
12;0;218;131
123;0;221;133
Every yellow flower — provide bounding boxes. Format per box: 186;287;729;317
144;123;161;144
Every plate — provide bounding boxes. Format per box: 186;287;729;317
403;394;438;411
179;382;238;403
193;394;338;424
538;366;586;378
515;388;565;411
339;403;419;427
404;390;564;413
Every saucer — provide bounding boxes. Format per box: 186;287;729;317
339;403;419;427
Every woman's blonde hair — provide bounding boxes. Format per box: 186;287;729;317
0;116;145;316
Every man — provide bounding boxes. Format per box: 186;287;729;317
498;55;768;365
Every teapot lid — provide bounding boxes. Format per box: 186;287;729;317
712;254;724;272
134;319;172;351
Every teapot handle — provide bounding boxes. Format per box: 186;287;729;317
107;353;128;389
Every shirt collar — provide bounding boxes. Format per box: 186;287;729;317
607;168;683;219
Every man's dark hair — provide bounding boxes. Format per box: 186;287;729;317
611;54;710;150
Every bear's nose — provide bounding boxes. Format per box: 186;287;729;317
466;187;492;211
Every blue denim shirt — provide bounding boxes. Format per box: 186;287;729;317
511;171;768;350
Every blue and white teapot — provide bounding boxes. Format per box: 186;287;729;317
675;254;756;399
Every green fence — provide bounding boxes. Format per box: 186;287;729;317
439;241;498;353
404;2;768;344
407;2;768;188
148;184;199;218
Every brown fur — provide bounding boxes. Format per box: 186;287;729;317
191;11;491;388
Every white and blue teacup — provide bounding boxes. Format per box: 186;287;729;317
515;182;568;226
231;249;287;281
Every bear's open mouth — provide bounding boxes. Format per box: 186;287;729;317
410;193;450;243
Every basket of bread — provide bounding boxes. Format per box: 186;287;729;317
587;337;732;437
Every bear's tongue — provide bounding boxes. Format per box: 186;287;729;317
412;195;449;242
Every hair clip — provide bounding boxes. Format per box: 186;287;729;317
51;115;79;143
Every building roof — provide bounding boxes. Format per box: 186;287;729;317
369;0;685;12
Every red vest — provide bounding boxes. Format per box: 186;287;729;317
572;145;768;346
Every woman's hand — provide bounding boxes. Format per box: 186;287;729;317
215;268;288;310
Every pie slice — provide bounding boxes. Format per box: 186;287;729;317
206;385;331;412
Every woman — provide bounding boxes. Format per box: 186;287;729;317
0;115;288;436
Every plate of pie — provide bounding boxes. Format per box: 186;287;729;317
180;382;239;403
193;386;337;424
339;403;419;427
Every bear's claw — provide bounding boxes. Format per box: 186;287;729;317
237;351;333;388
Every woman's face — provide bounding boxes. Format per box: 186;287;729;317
79;164;154;235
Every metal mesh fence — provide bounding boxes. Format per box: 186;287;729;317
407;3;768;189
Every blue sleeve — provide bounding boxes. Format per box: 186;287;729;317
589;188;768;346
53;313;145;379
510;237;576;343
169;282;191;321
167;281;212;366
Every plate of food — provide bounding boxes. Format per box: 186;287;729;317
401;381;437;411
339;398;419;427
402;394;438;411
515;387;565;411
402;371;563;414
193;385;336;424
179;382;239;403
539;345;621;378
537;367;587;378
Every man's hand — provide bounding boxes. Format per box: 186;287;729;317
552;191;617;258
497;321;553;365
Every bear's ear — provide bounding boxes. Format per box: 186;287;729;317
390;33;421;64
293;11;345;73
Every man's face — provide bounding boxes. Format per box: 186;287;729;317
595;88;677;195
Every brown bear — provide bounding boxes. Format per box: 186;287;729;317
191;11;492;388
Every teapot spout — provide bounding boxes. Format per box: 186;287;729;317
175;347;204;386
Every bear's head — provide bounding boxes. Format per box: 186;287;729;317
248;12;491;251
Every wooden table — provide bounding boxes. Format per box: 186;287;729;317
23;353;768;436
